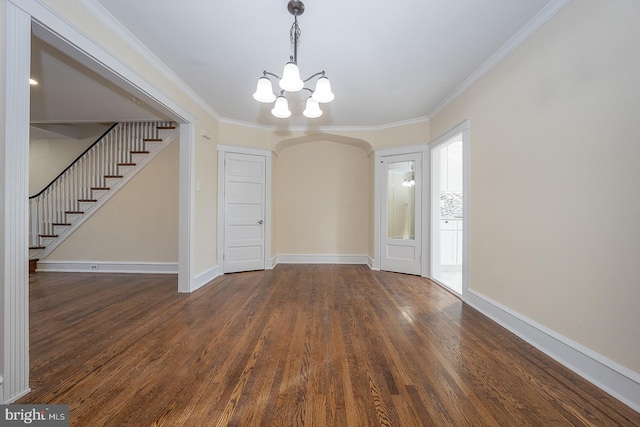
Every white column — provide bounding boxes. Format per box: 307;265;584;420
178;123;195;293
1;1;31;403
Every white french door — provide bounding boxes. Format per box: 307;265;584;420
380;153;422;275
223;152;266;273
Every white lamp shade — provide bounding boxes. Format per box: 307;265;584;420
311;76;334;103
253;77;276;103
279;62;304;92
271;95;291;118
303;97;323;118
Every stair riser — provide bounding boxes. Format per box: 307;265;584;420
105;177;122;188
118;165;135;175
66;213;84;224
131;153;148;163
92;189;109;200
78;201;96;211
52;225;70;235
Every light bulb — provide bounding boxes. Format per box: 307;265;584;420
253;77;276;103
271;95;291;118
311;76;334;103
279;62;304;92
303;97;323;118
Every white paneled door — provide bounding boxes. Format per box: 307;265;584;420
223;152;266;273
380;153;422;275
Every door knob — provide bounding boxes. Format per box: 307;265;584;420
258;220;264;224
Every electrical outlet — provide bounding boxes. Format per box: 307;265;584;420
91;265;98;270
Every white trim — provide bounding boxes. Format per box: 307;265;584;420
429;120;470;297
275;254;369;265
219;116;430;133
26;10;194;124
427;0;572;119
217;144;273;156
367;256;375;270
76;0;221;121
178;124;196;292
217;145;273;275
36;260;177;274
374;143;429;158
464;289;640;412
2;1;32;404
193;265;221;291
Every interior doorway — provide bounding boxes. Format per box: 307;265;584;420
431;137;463;293
430;121;469;296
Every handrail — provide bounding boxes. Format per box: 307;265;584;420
29;123;118;199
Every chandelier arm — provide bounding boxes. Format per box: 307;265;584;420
263;71;281;80
302;71;326;83
302;87;313;94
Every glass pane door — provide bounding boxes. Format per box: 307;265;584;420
387;160;416;240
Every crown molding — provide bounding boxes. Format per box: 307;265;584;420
77;0;222;122
427;0;572;120
218;115;429;133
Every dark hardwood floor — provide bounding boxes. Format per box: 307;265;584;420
20;265;639;426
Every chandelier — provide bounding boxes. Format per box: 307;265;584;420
253;0;334;119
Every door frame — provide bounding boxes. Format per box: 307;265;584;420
217;145;272;274
429;120;470;297
373;144;430;277
3;0;198;403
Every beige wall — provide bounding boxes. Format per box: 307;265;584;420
275;140;369;255
430;0;640;373
218;121;430;258
47;139;179;262
29;126;106;195
194;118;219;272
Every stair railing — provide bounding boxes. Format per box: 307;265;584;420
29;121;173;248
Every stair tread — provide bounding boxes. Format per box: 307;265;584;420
30;246;45;250
91;187;110;190
65;211;84;214
40;234;58;238
144;138;162;142
157;126;176;129
130;150;150;154
104;175;124;178
52;223;72;226
78;199;98;202
118;163;137;166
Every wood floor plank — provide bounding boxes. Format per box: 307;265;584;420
20;265;640;426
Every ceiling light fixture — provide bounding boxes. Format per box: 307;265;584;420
253;0;334;119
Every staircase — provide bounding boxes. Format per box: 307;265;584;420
29;121;178;263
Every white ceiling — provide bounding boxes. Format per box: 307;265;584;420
30;36;166;124
35;0;557;129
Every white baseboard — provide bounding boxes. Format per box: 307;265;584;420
275;254;369;265
465;288;640;412
193;265;221;291
367;256;376;270
36;260;178;274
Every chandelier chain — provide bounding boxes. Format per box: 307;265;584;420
290;17;301;46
